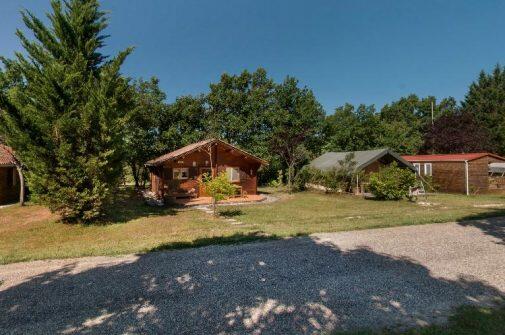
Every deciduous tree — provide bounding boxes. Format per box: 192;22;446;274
323;104;381;152
421;111;493;154
270;77;325;190
125;77;166;188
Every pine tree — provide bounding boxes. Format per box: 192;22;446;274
0;0;133;222
462;65;505;155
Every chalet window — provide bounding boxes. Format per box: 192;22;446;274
424;163;432;176
173;168;189;180
226;167;240;182
413;163;421;175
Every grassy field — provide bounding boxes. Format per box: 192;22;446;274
338;305;505;335
1;187;505;264
221;188;505;235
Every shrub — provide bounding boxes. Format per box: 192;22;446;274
268;170;284;188
294;166;317;191
368;162;416;200
200;172;237;215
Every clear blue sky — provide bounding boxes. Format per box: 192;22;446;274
1;0;504;113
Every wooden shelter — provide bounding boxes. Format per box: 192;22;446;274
310;148;416;193
0;144;24;205
402;153;505;195
146;139;267;199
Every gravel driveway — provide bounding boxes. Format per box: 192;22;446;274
1;218;504;334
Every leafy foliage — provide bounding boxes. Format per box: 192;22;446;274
323;104;381;152
160;94;207;150
421;111;493;154
368;162;416;200
268;170;284;188
378;95;457;154
200;172;237;215
270;77;325;190
462;64;505;155
323;96;459;156
0;0;132;222
206;68;275;156
125;77;167;188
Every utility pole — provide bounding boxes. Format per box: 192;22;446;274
431;101;434;125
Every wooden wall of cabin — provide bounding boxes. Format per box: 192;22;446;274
416;161;466;193
214;145;260;195
470;156;505;194
149;143;261;197
0;167;20;204
468;157;491;194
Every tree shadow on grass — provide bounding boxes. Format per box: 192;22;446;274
95;188;178;225
219;209;244;218
1;235;503;334
150;231;280;252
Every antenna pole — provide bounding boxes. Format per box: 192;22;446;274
431;101;434;125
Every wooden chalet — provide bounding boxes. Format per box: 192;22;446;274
146;139;267;200
402;153;505;195
0;144;23;205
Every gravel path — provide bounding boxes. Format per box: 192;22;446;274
1;218;504;334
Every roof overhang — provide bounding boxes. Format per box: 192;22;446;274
146;139;268;167
357;149;416;172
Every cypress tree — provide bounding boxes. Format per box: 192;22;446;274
0;0;133;222
462;65;505;155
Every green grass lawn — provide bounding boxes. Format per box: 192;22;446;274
337;305;505;335
220;188;505;236
1;187;505;264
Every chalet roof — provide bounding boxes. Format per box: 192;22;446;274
310;148;415;172
146;138;268;166
0;144;17;167
402;153;505;162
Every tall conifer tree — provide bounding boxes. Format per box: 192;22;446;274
462;65;505;155
0;0;132;222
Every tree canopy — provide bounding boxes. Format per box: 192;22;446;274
0;0;132;222
462;64;505;155
421;111;493;154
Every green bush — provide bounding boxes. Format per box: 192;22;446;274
268;170;284;188
294;166;317;191
200;172;237;215
369;162;416;200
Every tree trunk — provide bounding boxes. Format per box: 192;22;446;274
16;165;24;206
130;162;140;189
212;197;217;216
287;163;294;192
